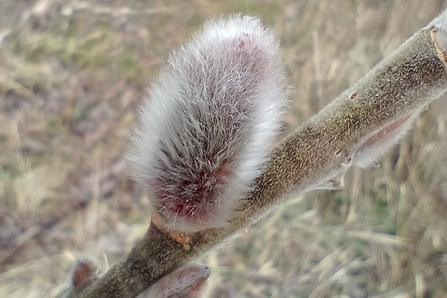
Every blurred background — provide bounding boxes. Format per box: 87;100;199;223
1;0;447;297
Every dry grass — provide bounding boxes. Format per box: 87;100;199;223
1;0;447;297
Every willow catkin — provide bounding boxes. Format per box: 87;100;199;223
128;16;288;232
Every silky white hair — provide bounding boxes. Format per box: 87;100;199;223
128;15;288;232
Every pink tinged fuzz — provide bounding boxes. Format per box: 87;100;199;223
128;16;288;232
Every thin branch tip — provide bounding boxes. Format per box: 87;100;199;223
432;25;447;66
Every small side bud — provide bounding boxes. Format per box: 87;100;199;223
71;259;97;294
353;109;421;168
136;265;211;298
128;15;288;232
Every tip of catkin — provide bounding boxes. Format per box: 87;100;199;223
128;15;288;232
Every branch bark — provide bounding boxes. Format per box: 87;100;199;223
75;9;447;298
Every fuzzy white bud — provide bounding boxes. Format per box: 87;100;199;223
128;15;288;232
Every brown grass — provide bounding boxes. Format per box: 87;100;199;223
1;0;447;297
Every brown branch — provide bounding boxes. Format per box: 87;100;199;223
75;10;447;298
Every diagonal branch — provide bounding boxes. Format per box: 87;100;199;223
75;9;447;298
